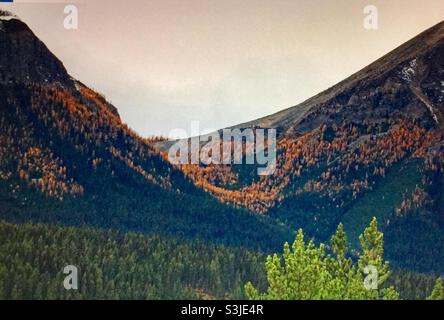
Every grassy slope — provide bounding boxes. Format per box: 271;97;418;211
342;160;423;246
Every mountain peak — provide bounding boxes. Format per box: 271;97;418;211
0;14;73;87
0;9;16;19
228;21;444;134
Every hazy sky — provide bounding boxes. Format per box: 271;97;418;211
2;0;444;137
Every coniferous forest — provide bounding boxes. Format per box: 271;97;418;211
0;220;267;300
0;219;442;300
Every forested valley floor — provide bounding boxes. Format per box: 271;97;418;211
0;220;439;300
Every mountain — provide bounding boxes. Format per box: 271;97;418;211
231;20;444;132
1;11;443;275
0;13;293;251
156;21;444;273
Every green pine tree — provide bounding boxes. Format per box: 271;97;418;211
427;278;444;300
358;217;397;299
245;218;399;300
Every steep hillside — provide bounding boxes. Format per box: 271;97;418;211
0;14;292;251
156;21;444;273
1;12;442;274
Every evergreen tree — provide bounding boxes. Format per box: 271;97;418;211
245;218;399;300
427;278;444;300
358;217;397;299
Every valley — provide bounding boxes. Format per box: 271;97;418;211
0;11;443;299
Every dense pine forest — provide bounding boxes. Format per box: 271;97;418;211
0;220;267;299
0;220;442;300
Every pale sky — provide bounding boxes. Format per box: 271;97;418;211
2;0;444;137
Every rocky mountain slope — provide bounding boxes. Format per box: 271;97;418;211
156;21;444;273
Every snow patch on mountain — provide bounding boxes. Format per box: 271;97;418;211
0;16;15;21
0;10;17;21
0;11;19;31
401;59;418;82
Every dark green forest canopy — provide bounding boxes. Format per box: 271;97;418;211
0;220;441;300
0;220;267;299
